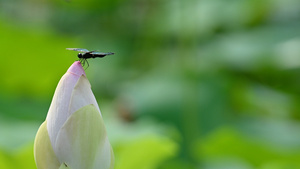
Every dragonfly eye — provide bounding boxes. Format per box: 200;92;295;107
78;53;83;58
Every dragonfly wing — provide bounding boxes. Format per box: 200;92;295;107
66;48;90;53
91;51;114;55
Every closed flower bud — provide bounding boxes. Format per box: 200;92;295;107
34;61;114;169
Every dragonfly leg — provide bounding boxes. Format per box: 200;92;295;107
79;58;85;67
84;59;89;70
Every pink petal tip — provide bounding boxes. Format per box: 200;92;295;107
67;61;86;76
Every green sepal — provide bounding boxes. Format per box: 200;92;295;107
34;121;60;169
55;104;114;169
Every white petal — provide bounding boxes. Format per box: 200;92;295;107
46;73;80;151
68;75;101;117
46;61;86;150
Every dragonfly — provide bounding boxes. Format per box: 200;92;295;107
66;48;114;68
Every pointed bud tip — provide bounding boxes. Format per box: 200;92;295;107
67;61;86;76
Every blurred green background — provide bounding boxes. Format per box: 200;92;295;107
1;0;300;168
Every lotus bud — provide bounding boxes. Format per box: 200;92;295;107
34;61;114;169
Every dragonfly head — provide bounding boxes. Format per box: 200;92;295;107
78;53;83;58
